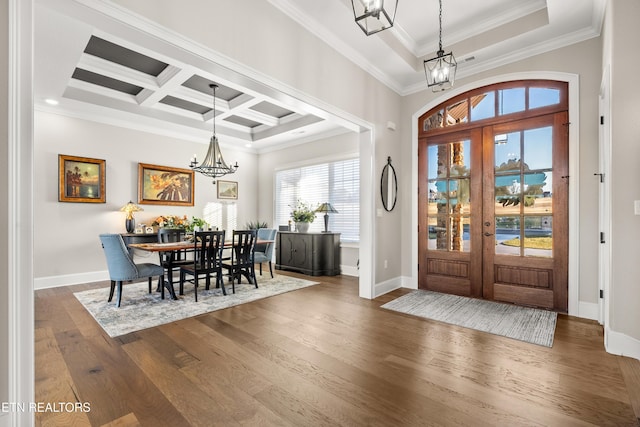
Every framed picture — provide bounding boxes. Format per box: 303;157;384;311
58;154;106;203
138;163;194;206
217;180;238;200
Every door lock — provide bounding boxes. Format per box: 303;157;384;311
484;232;494;237
484;221;491;227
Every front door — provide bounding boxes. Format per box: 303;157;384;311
418;110;568;312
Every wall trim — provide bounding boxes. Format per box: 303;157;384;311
34;271;109;290
340;265;359;277
578;301;599;321
605;326;640;361
411;71;583;316
374;276;403;298
0;413;8;427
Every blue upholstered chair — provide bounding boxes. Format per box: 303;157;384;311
99;233;165;308
254;228;277;278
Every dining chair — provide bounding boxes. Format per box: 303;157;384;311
99;233;165;308
254;228;277;278
221;229;257;293
157;228;191;291
179;230;226;302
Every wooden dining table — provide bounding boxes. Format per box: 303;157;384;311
127;239;274;300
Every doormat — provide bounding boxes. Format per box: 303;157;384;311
381;290;557;347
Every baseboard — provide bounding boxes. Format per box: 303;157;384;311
605;326;640;361
374;276;403;297
400;275;417;289
578;301;599;321
34;271;109;290
340;265;359;277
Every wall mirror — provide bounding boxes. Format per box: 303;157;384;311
381;156;398;211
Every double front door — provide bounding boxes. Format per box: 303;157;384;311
418;111;568;312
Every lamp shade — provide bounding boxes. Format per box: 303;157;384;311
316;203;339;214
424;51;457;92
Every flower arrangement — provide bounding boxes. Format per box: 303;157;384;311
290;200;316;223
152;215;189;229
188;217;208;232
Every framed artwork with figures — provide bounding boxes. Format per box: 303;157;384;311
138;163;194;206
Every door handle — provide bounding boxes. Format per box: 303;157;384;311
484;232;494;237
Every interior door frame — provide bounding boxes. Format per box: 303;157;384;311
411;72;581;316
598;65;612;326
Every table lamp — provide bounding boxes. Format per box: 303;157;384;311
315;202;338;233
120;201;143;233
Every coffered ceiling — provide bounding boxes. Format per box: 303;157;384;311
34;0;605;153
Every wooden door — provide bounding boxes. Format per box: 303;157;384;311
419;112;569;312
418;128;483;298
482;112;568;311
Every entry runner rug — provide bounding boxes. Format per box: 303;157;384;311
381;290;557;347
74;274;318;337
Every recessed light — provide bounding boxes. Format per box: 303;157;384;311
45;98;59;106
245;143;252;148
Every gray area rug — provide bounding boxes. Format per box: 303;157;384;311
381;290;557;347
74;274;318;337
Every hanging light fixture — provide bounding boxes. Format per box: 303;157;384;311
189;83;238;183
351;0;399;36
423;0;457;92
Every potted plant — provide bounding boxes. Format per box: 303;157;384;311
290;200;316;233
245;220;268;230
188;217;208;232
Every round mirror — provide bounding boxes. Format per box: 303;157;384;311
381;156;398;211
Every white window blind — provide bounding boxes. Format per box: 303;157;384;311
275;157;359;242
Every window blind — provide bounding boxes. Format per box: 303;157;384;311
275;157;359;242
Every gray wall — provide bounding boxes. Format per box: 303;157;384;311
34;111;258;283
0;0;9;408
607;0;640;340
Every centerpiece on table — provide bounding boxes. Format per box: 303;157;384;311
290;200;316;233
152;215;189;230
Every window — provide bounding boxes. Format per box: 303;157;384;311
203;201;237;232
275;157;359;242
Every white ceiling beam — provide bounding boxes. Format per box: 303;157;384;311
66;78;139;104
77;53;159;89
137;65;193;107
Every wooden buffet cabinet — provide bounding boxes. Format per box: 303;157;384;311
276;232;341;276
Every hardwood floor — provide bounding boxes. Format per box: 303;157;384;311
35;273;640;426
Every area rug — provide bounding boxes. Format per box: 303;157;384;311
74;274;318;337
381;290;557;347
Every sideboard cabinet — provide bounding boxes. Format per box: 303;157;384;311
276;232;341;276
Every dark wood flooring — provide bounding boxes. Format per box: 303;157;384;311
35;272;640;426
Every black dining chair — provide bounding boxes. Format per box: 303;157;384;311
157;228;191;291
99;233;165;307
222;229;257;293
179;230;226;301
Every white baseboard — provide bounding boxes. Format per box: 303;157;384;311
578;301;599;321
34;271;109;290
374;276;403;297
605;326;640;361
340;265;359;277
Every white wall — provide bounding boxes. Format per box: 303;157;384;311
111;0;404;286
607;0;640;344
0;0;9;410
258;131;360;275
34;110;258;286
401;38;602;310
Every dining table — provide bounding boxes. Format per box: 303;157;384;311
127;238;274;300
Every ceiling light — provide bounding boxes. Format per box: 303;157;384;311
189;84;238;183
351;0;399;36
45;98;59;106
423;0;457;92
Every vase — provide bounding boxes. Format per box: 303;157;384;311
296;222;310;233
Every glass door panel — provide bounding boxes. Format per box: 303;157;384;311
427;140;471;252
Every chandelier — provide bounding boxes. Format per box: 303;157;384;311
189;84;238;183
423;0;457;92
351;0;399;36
